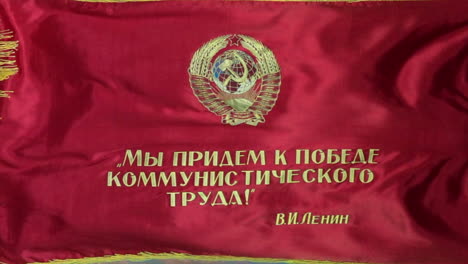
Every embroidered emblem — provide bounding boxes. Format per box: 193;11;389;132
189;34;281;126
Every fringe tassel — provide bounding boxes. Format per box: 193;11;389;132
29;252;377;264
0;89;13;98
0;29;18;81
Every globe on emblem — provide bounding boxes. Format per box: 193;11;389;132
212;50;257;94
189;34;281;126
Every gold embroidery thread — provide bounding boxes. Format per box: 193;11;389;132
189;34;281;126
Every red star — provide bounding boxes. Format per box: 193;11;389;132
227;35;242;46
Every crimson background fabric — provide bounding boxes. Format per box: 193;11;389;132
1;0;468;264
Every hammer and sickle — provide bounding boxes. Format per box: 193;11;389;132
219;52;249;87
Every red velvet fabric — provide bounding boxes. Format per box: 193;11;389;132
0;1;467;263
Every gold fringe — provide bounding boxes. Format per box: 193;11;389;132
29;252;378;264
0;30;18;120
0;89;13;98
0;30;18;81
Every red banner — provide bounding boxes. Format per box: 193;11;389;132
1;1;468;264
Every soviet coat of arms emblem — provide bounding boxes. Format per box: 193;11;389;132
188;34;281;126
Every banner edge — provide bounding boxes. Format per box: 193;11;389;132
28;252;380;264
